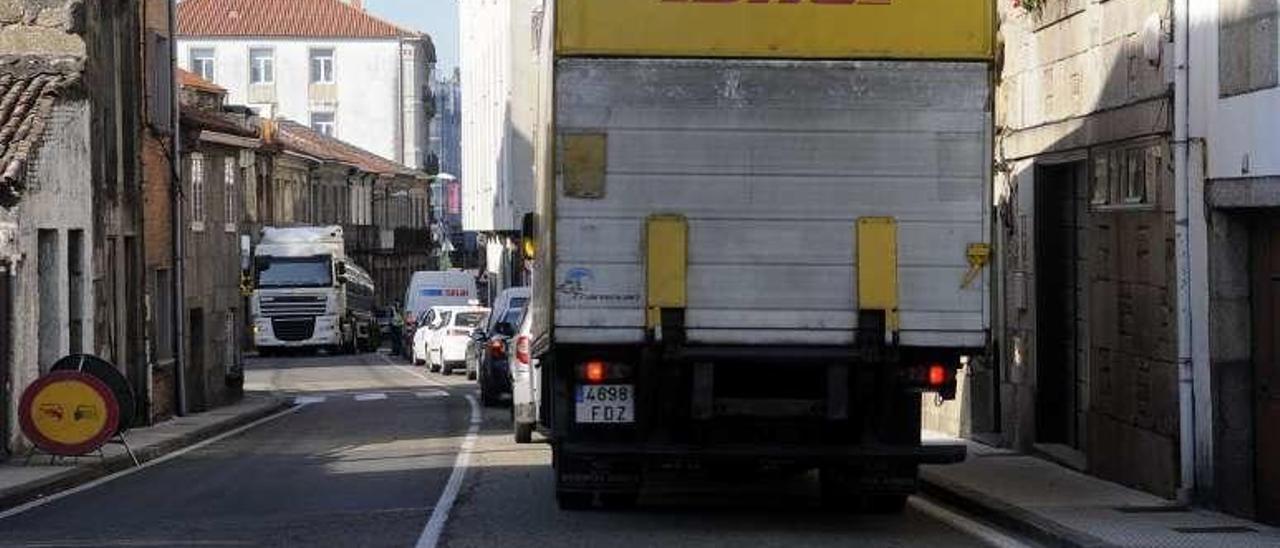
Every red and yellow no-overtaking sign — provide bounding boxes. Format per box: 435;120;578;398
19;370;120;456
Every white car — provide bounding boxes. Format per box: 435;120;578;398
509;307;539;444
427;306;489;375
412;307;455;366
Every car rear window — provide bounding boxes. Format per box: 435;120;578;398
455;312;486;328
509;297;529;310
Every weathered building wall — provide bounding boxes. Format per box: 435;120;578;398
1189;0;1280;522
181;143;245;411
1;100;95;452
995;0;1181;497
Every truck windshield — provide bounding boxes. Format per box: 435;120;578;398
257;257;333;288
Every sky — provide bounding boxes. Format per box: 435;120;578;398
365;0;459;76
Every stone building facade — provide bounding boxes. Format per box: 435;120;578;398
992;0;1181;498
0;0;151;454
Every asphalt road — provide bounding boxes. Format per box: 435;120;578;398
0;350;1034;548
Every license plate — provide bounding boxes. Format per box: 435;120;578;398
575;385;634;424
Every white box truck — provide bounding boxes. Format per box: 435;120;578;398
517;0;995;510
251;226;378;355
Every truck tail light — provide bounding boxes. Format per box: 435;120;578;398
515;335;530;365
928;363;948;387
584;361;606;384
488;339;506;359
575;360;632;384
904;361;957;397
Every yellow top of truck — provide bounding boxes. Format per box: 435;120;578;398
556;0;995;61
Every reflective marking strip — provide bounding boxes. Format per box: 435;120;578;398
293;396;327;405
909;497;1034;548
354;393;388;402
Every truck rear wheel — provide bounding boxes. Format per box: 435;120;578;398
514;421;534;444
864;494;908;514
556;490;593;511
599;492;639;510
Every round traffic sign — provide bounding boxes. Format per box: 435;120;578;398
19;370;120;456
51;354;136;433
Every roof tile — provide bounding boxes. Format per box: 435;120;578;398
178;0;420;39
270;118;421;178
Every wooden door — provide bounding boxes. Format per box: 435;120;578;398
1252;219;1280;525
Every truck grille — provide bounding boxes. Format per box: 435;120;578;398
259;295;327;318
272;318;316;342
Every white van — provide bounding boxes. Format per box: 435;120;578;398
404;271;477;317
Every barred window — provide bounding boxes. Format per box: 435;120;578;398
190;153;206;231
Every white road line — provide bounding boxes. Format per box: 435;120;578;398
416;390;449;398
354;393;388;402
379;354;447;388
0;403;308;521
293;396;327;405
415;394;481;548
909;496;1035;548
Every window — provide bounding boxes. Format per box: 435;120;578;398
310;48;335;84
1219;0;1278;97
67;229;83;354
190;48;215;81
152;269;173;361
249;48;274;84
1122;149;1146;205
190;153;206;231
224;155;238;232
311;112;335;136
37;229;58;371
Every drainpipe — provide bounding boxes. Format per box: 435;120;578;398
1173;0;1194;505
168;0;187;416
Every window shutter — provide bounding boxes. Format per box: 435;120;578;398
147;31;173;135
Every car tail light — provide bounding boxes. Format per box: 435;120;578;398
487;339;506;359
515;335;530;365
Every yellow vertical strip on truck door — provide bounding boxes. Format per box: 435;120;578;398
857;217;899;335
646;215;688;329
557;0;995;61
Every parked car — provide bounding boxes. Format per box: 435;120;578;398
465;287;529;404
427;307;489;375
509;307;539;444
466;305;523;405
412;307;454;366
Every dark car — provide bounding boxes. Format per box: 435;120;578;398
465;304;523;406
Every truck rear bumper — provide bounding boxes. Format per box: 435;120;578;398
560;440;965;465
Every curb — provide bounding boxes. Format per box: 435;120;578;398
0;397;291;512
919;469;1118;548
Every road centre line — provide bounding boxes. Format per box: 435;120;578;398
415;394;482;548
0;403;308;521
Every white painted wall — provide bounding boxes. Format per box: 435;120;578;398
459;0;540;234
1189;0;1280;180
176;36;430;169
2;101;95;451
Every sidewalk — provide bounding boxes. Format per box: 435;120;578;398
0;393;289;510
921;434;1280;547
